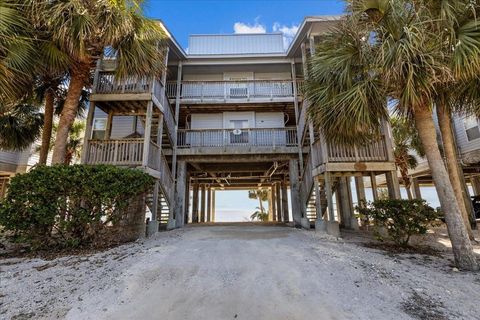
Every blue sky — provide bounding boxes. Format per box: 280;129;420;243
145;0;346;50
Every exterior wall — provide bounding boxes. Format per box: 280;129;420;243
182;72;292;81
188;33;284;55
453;114;480;155
190;112;285;130
93;108;145;139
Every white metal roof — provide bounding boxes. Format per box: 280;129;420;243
188;33;285;56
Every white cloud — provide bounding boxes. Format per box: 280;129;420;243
273;23;299;49
233;21;267;34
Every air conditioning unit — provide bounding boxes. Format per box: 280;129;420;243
229;87;248;98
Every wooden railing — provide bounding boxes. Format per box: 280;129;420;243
312;135;388;166
177;127;297;148
86;139;144;166
166;80;299;100
297;100;308;141
95;72;152;94
300;152;314;205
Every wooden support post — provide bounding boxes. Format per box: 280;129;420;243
275;182;282;222
355;176;366;206
184;177;190;224
289;159;304;227
81;101;96;163
151;180;160;221
207;187;212;222
105;111;113;140
192;183;199;223
212;189;216;222
385;171;401;199
370;172;379;201
281;181;290;222
171;62;183;179
142;101;153;167
172;161;187;228
412;178;422;199
200;184;206;222
271;184;277;222
325;173;335;222
291;61;304;174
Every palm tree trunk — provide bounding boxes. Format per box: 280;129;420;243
437;105;475;240
413;107;478;270
405;185;413;200
39;89;54;164
52;67;88;164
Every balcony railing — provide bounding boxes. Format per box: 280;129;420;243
85;138;174;202
166;80;304;101
312;135;388;166
95;72;153;94
177;127;297;149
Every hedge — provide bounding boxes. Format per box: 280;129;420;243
0;165;155;249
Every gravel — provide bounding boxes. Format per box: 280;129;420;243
1;224;479;320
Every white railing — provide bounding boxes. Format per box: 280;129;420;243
177;127;297;148
152;79;176;139
159;153;174;202
166;80;295;100
95;72;151;94
86;139;174;201
300;153;314;206
86;139;144;166
311;135;388;166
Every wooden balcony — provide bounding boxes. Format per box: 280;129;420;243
166;80;304;104
311;135;395;174
92;71;176;142
84;138;174;202
176;127;298;155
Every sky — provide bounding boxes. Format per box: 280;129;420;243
144;0;346;51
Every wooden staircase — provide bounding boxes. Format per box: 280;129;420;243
304;180;338;228
146;187;171;229
140;115;172;149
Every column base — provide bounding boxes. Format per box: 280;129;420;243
350;217;360;231
315;219;327;233
326;221;340;237
146;220;159;237
167;218;177;230
301;217;311;229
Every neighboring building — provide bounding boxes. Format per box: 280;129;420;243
0;145;43;198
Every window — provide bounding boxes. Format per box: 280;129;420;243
92;118;106;140
464;116;480;141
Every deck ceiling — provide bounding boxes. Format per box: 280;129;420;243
187;161;290;189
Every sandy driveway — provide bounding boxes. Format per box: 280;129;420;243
2;224;480;319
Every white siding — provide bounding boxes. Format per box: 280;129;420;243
110;116;144;139
191;114;223;129
0;150;20;165
453;114;480;154
254;72;291;80
188;34;285;55
255;112;285;128
183;74;223;81
223;112;255;129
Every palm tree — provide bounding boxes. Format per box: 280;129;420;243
0;104;43;150
424;0;480;239
33;0;168;164
248;189;269;220
250;207;269;222
306;1;478;270
0;0;36;102
391;117;424;200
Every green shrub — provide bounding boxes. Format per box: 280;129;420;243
356;199;439;246
0;165;154;250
